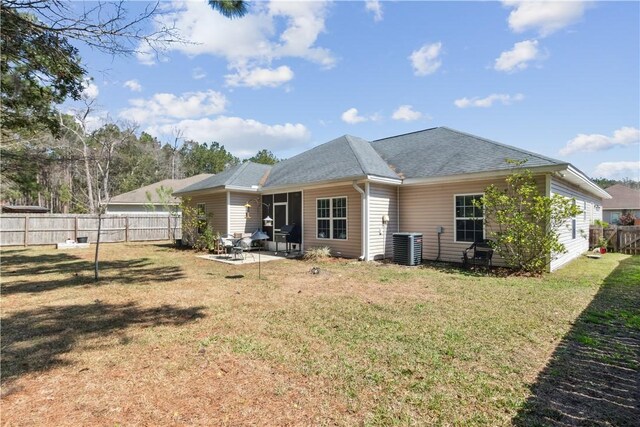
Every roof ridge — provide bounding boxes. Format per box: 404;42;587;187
372;126;440;143
439;127;567;166
344;135;369;175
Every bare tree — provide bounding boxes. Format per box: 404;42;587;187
170;127;184;180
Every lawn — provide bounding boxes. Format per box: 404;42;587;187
1;243;638;426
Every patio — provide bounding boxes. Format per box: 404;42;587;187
196;251;292;265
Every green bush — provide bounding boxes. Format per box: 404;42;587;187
477;160;582;273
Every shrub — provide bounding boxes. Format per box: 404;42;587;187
594;219;609;228
303;246;332;261
618;212;636;226
477;160;582;274
193;226;219;252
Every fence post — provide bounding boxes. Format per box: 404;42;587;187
24;215;29;247
125;216;129;242
74;216;78;241
168;215;171;240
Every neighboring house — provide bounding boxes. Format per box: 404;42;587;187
1;205;49;213
175;127;610;271
106;174;213;214
602;184;640;224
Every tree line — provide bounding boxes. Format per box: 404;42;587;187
1;0;257;214
1;109;279;213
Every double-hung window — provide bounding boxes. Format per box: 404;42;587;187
317;197;347;239
455;194;484;243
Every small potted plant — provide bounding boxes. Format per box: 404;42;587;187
597;237;607;254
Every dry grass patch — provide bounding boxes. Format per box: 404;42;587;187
1;242;637;425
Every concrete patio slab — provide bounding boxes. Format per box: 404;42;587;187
197;252;290;265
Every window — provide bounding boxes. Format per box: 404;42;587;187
611;212;621;224
196;203;206;234
455;194;484;243
317;197;347;239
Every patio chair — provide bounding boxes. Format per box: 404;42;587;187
219;235;235;258
231;237;255;262
462;239;494;268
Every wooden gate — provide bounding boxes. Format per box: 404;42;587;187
590;225;640;255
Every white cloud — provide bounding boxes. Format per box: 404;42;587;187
120;90;227;124
560;127;640;156
192;67;206;80
454;93;524;108
123;79;142;92
409;42;443;76
392;105;423;121
147;116;310;158
503;0;587;37
138;1;335;82
594;161;640;180
494;39;543;72
81;79;99;100
341;108;368;124
365;0;383;22
225;65;294;88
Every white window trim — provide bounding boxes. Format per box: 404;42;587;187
316;196;348;240
453;193;485;243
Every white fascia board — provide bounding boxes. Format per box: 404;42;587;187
262;177;367;194
564;166;612;199
225;185;261;192
402;165;566;186
365;175;402;185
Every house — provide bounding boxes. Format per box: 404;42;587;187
602;184;640;224
175;127;610;271
106;174;213;214
1;205;50;213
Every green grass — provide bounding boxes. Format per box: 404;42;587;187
1;243;638;426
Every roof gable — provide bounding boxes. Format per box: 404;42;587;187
371;127;567;179
175;162;271;194
264;135;399;188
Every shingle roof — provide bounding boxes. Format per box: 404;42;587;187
602;184;640;209
371;127;567;179
264;135;400;188
175;162;271;195
109;174;213;204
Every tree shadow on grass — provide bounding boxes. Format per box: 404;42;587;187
513;256;640;426
1;251;186;295
1;302;206;384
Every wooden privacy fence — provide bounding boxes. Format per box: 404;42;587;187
589;225;640;255
0;214;182;247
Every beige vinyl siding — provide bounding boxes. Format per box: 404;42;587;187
399;176;545;265
303;184;362;258
368;183;398;260
228;191;261;235
549;177;603;271
186;192;227;234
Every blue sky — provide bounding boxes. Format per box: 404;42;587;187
73;1;640;180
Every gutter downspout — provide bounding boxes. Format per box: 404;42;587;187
352;181;367;261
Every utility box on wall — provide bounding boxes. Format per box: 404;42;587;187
392;232;423;266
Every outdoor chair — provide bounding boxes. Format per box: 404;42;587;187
219;235;235;258
231;237;255;262
462;239;494;268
